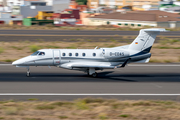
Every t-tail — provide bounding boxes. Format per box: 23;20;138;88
129;28;166;52
128;28;167;63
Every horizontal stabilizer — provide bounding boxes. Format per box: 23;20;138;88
143;28;167;32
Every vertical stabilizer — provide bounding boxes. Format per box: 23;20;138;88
128;28;166;52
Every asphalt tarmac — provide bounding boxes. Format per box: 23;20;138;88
0;29;179;36
0;30;178;42
0;64;180;101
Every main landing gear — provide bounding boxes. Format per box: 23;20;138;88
87;68;98;78
92;72;98;78
26;67;30;77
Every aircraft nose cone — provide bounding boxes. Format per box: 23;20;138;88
12;60;23;66
12;61;18;66
12;56;30;66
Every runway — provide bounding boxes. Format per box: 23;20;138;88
0;30;179;36
0;64;180;101
0;30;178;42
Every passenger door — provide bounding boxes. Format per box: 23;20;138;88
53;50;61;65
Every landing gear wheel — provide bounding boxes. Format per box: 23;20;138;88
26;72;30;77
92;72;98;78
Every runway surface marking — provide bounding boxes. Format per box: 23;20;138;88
0;34;134;37
0;94;180;96
151;83;163;88
128;64;180;66
0;64;12;66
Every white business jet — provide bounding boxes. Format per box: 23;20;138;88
12;28;166;77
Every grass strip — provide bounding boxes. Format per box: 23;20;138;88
0;98;179;120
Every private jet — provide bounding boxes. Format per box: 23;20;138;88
12;28;166;77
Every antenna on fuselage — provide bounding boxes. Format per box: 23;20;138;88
94;46;98;49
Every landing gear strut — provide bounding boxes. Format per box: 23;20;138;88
26;67;30;77
88;68;98;78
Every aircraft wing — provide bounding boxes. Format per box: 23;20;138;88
71;64;116;69
61;59;130;69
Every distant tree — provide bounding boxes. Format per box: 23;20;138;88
77;2;84;5
76;0;87;5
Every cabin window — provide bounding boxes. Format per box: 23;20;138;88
38;52;45;56
69;53;72;56
102;49;105;55
93;53;96;57
75;53;78;56
82;53;86;57
31;51;40;56
62;53;66;56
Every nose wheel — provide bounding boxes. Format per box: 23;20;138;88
26;67;30;77
26;72;30;77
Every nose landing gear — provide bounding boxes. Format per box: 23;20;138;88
26;67;30;77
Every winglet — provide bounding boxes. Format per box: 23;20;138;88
94;46;98;49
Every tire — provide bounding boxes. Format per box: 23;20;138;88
26;72;30;77
92;72;98;78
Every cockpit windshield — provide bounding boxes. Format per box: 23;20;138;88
31;51;45;56
39;52;45;56
31;51;40;56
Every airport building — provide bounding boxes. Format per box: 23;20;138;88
88;0;177;9
43;0;53;6
53;0;70;13
88;0;158;8
6;0;47;7
83;10;180;28
6;0;68;7
0;0;3;6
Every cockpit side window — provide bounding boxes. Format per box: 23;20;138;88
31;51;40;56
38;52;45;56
